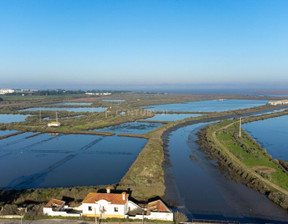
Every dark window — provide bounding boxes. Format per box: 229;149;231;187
114;207;118;212
88;206;92;211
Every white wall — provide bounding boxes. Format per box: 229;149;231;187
82;200;126;216
43;208;81;217
127;201;141;211
149;212;173;221
128;212;173;221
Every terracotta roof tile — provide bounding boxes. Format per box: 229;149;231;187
147;200;170;214
82;192;129;205
45;199;65;211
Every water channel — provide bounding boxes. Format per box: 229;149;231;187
163;122;288;223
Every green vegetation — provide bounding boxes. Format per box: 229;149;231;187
1;92;288;213
119;126;167;200
198;119;288;209
1;109;154;135
218;122;288;190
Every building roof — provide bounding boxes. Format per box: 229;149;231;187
45;199;65;211
82;192;129;205
147;200;171;214
49;121;61;124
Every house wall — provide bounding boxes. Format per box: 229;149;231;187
149;212;174;221
82;200;126;218
128;212;173;221
43;208;81;217
127;201;141;211
128;213;173;221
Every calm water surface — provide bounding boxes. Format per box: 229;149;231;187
0;130;18;137
21;107;106;112
144;113;202;122
163;123;288;223
0;133;146;189
243;115;288;161
143;99;268;112
102;99;125;102
92;121;162;134
53;102;93;106
0;114;29;123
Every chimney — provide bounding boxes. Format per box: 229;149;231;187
106;187;111;194
122;192;126;201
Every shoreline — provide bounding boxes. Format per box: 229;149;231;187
1;103;288;219
197;119;288;210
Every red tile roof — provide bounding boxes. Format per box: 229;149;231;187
147;200;170;214
45;199;65;211
82;192;129;205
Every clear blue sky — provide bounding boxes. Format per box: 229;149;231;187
0;0;288;90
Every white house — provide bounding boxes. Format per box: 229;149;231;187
47;121;61;127
43;188;173;221
79;188;130;218
43;199;81;217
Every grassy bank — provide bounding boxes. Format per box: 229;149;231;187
198;119;288;209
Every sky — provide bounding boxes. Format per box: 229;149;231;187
0;0;288;90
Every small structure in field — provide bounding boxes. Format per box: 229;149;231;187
146;199;173;221
47;121;61;127
47;112;61;127
43;199;81;217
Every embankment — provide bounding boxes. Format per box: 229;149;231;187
197;120;288;209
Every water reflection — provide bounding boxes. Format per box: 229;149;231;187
163;123;288;222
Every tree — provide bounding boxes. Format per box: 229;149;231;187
174;211;188;224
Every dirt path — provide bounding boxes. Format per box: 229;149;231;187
211;121;288;195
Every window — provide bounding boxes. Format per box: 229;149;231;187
88;206;92;211
114;207;118;212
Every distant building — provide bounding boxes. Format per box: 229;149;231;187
268;100;288;106
85;92;112;96
47;121;61;127
48;112;61;127
0;89;14;95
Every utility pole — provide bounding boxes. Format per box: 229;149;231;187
142;208;145;224
239;117;242;138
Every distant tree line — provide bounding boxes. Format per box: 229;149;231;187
34;89;85;95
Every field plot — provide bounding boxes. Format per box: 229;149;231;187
92;121;162;134
143;99;268;112
0;133;146;189
0;114;29;123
